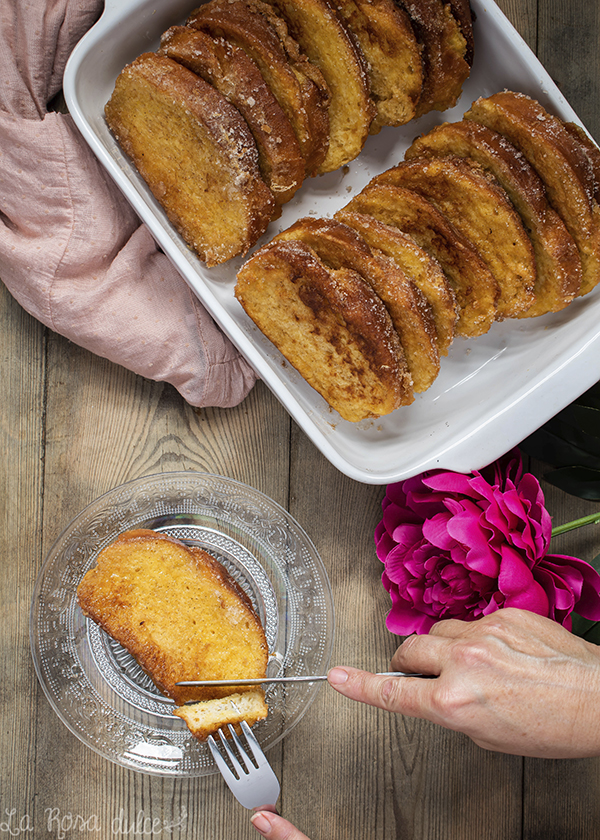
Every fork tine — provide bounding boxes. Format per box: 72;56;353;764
217;728;248;778
227;724;257;771
209;724;281;809
208;734;238;780
240;720;267;765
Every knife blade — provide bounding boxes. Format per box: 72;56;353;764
176;671;433;687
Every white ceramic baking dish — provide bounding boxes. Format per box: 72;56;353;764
63;0;600;484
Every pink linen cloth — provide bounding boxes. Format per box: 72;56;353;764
0;0;257;407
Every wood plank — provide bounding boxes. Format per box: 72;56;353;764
492;0;538;51
537;0;600;140
0;283;46;834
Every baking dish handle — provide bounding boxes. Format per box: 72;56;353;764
102;0;131;20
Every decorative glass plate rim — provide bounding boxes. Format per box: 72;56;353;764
30;471;335;777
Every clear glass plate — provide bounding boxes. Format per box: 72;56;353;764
30;472;334;777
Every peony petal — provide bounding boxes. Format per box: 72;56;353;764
380;495;393;515
375;526;397;564
482;448;523;489
423;471;479;498
498;545;550;615
406;487;448;519
422;512;454;550
444;504;501;576
502;476;550;560
386;608;436;635
482;592;504;615
533;566;575;623
376;451;576;634
382;501;420;535
480;496;515;552
383;543;415;583
467;473;498;505
385;580;436;634
541;554;600;620
383;482;409;508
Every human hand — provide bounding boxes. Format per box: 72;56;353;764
328;608;600;758
251;809;311;839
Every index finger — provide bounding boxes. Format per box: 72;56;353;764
327;666;438;719
391;631;451;675
428;618;472;638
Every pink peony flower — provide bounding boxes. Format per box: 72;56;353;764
375;450;600;635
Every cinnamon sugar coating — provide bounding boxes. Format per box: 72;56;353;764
406;119;582;316
375;156;536;319
563;121;600;205
344;182;498;337
235;238;414;421
76;529;269;709
397;0;470;117
447;0;474;65
188;0;331;176
335;209;457;355
105;52;274;266
465;91;600;296
274;217;440;392
333;0;423;132
160;25;305;205
261;0;374;172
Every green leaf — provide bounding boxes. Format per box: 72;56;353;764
569;554;600;642
520;429;600;470
584;550;600;574
545;411;600;460
582;622;600;645
544;466;600;500
570;612;597;638
560;404;600;440
578;381;600;411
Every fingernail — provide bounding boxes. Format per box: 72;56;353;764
251;812;272;836
328;667;349;685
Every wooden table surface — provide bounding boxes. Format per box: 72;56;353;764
3;1;600;838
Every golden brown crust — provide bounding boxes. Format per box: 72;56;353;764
160;26;305;204
465;91;600;296
344;182;498;337
375;156;536;318
396;0;470;116
406;120;582;316
274;217;440;392
332;0;423;132
187;0;331;176
335;209;457;354
262;0;374;172
447;0;474;66
235;238;414;420
563;121;600;204
76;529;269;708
104;52;274;266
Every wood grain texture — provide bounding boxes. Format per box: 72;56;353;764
2;1;600;838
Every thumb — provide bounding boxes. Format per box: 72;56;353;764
251;811;312;839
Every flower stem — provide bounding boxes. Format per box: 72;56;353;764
551;511;600;537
